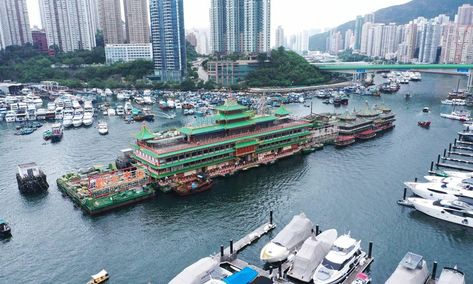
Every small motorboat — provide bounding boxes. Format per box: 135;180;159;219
405;93;411;100
437;266;465;284
385;252;430;284
51;123;63;142
86;269;109;284
422;107;430;113
98;122;108;135
260;213;313;263
43;129;52;140
417;121;431;128
351;272;371;284
0;218;11;237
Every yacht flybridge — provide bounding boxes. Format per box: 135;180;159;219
312;234;366;284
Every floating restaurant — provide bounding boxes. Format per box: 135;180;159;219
132;100;323;194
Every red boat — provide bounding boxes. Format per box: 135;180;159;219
355;129;377;140
418;121;431;128
334;135;356;147
173;177;213;196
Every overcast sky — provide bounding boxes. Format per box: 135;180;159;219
27;0;410;34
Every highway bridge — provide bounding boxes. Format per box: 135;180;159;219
313;63;473;91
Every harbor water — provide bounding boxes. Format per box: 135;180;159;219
1;73;473;283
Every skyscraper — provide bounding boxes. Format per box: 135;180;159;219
98;0;124;44
124;0;150;43
457;4;473;25
353;16;363;50
0;0;32;49
275;26;285;48
39;0;97;52
210;0;270;54
150;0;187;82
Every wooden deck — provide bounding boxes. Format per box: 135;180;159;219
222;222;276;257
436;162;473;172
341;257;374;284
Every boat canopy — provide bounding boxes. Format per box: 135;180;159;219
271;213;313;250
437;267;465;284
0;218;6;224
223;267;258;284
169;257;221;284
91;269;108;279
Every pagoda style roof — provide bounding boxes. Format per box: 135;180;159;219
215;100;248;112
339;111;356;121
135;125;155;141
214;111;252;121
356;102;382;118
179;115;277;136
274;105;290;117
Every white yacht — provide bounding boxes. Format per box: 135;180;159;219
443;171;473;179
260;213;313;263
312;234;366;284
440;110;471;121
143;96;153;105
167;99;176;109
385;252;430;284
287;229;338;283
16;102;28;122
124;101;133;114
116;92;127;101
408;197;473;228
72;100;81;110
55;107;64;120
404;180;473;202
5;110;16;122
83;113;94;127
25;94;43;108
175;102;183;109
107;108;116;116
62;108;74;128
26;104;37;121
441;99;466;106
437;267;465;284
47;102;56;111
116;105;125;116
72;108;83;127
98;121;108;135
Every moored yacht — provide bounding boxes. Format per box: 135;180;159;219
312;234;366;284
408;197;473;228
440;110;471;121
26;104;37;121
62;108;74;128
169;256;231;284
55;107;64;120
5;110;16;122
385;252;430;284
404;180;473;202
287;229;338;282
116;105;125;116
437;267;465;284
124;101;133;114
72;108;83;127
98;121;108;135
260;213;313;263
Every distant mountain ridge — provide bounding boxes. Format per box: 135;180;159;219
309;0;473;51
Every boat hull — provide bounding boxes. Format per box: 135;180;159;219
409;198;473;228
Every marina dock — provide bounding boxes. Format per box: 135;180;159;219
185;212;375;284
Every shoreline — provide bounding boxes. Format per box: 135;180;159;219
247;81;352;93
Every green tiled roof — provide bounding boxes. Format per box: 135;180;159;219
214;111;252;121
135;125;155;140
215;100;248;112
274;106;290;117
252;115;277;124
179;125;225;136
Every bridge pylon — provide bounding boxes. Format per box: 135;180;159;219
468;69;473;94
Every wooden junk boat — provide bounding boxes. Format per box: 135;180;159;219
16;163;49;194
173;174;213;196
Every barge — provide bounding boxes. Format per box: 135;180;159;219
132;100;317;190
57;164;155;215
16;162;49;194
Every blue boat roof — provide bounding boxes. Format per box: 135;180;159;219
0;218;6;224
224;267;258;284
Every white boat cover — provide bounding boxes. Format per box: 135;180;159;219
271;213;313;251
385;253;429;284
91;269;108;279
287;229;338;282
437;268;465;284
169;257;222;284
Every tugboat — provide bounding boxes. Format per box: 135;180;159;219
0;218;11;237
418;121;431;128
86;269;109;284
16;163;49;194
173;174;213;196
